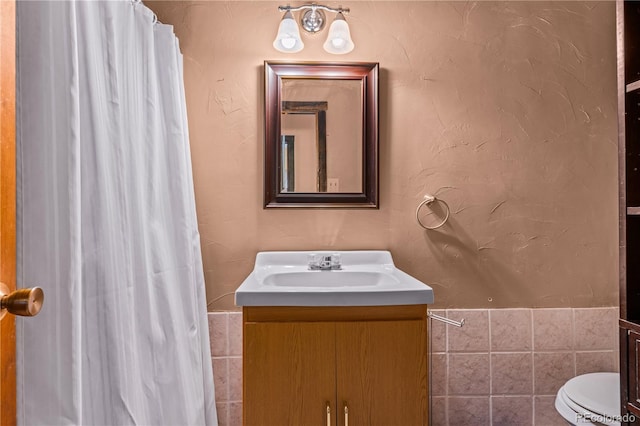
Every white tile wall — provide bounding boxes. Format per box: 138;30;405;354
208;312;242;426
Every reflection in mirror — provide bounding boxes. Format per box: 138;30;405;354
281;135;295;192
281;82;363;194
264;62;379;208
281;101;328;192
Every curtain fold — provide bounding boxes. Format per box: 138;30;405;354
16;1;216;424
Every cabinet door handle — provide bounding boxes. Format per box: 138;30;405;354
326;402;331;426
344;404;349;426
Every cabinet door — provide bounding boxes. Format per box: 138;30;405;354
336;320;428;426
244;322;337;426
628;330;640;416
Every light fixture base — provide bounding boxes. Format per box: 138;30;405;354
301;8;326;33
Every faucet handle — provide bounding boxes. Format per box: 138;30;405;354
308;253;321;269
330;253;342;270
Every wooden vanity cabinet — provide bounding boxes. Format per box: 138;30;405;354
242;305;428;426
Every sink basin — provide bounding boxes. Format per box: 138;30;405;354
235;251;434;307
263;270;397;288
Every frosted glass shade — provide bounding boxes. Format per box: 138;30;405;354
323;14;354;54
273;11;304;53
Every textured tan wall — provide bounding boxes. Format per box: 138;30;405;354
147;1;618;311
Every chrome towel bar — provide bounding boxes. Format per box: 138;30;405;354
428;312;464;327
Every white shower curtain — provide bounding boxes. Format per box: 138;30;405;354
15;1;217;424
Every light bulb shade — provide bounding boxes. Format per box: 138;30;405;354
273;11;304;53
323;13;354;54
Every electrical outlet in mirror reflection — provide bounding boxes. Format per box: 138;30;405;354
328;178;339;192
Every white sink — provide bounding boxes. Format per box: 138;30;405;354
235;251;434;307
263;270;397;288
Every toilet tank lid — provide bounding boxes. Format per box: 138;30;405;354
563;372;620;418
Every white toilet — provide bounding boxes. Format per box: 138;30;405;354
555;372;621;425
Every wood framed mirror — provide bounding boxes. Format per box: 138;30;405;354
264;61;379;208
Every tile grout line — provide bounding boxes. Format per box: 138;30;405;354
572;307;576;365
225;312;230;357
530;309;536;424
444;309;449;426
488;309;493;426
225;313;231;407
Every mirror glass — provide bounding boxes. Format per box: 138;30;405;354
281;80;362;193
264;62;379;208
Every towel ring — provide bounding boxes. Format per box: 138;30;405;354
416;194;450;230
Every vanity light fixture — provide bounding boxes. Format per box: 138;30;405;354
273;4;354;54
273;10;304;53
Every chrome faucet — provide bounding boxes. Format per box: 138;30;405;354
308;253;341;271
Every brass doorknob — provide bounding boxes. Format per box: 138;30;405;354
0;283;44;318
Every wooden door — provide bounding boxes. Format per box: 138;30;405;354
244;321;336;426
335;320;428;426
0;0;16;424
